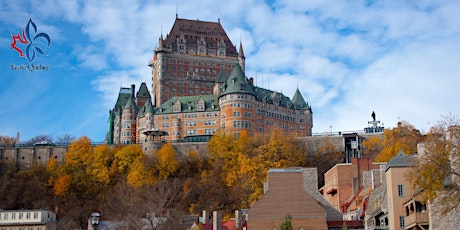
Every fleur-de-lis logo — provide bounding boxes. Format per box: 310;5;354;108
11;18;51;62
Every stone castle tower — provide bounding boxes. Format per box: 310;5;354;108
106;16;313;144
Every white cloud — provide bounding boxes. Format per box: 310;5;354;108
3;0;460;139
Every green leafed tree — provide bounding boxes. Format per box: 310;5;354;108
280;214;293;230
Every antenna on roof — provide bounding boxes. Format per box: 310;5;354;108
262;73;264;89
176;0;178;18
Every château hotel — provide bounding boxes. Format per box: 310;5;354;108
106;16;313;144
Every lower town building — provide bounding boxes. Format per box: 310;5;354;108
248;168;342;230
321;158;383;212
0;210;57;230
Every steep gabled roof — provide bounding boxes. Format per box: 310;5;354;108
160;17;238;57
139;98;154;117
124;96;138;110
113;87;131;111
219;63;255;97
136;82;151;98
292;88;309;109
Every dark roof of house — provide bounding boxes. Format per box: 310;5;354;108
160;17;238;57
386;149;416;171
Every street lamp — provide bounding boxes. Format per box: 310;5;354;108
89;212;100;230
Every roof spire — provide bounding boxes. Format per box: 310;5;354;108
175;0;178;18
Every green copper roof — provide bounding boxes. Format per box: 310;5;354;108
156;95;219;114
216;66;228;83
144;98;154;114
124;96;138;110
386;149;416;171
219;63;255;97
254;87;292;108
114;87;131;112
292;88;308;109
136;82;151;98
138;98;154;117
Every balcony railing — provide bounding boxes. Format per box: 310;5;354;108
405;212;429;229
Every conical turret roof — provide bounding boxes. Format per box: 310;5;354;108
220;63;255;97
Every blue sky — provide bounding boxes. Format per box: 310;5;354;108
1;0;460;142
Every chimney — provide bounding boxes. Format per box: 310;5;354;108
202;210;209;224
131;84;135;98
213;211;221;230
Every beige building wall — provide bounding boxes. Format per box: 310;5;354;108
386;167;414;230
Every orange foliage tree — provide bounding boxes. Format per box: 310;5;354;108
375;121;423;162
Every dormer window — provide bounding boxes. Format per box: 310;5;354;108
173;104;181;113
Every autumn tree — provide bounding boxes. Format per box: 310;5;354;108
114;144;152;187
409;114;460;214
362;135;384;159
154;143;180;180
307;136;344;187
0;135;17;145
375;121;423;162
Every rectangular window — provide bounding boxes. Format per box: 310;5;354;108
400;216;405;228
398;184;404;197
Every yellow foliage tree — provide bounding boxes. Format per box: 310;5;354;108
362;135;384;159
91;145;115;185
375;121;422;162
154;143;179;180
409;115;460;214
53;174;71;196
127;158;154;187
65;136;93;168
114;145;144;175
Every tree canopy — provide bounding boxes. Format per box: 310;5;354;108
371;121;423;162
409;115;460;214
